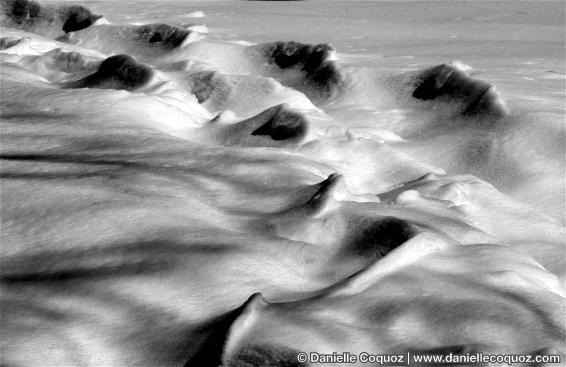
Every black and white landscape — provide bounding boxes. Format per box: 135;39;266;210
1;0;565;366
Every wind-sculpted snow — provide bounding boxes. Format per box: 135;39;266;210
1;1;565;366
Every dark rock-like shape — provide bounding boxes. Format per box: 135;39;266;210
61;5;101;33
251;104;308;141
413;63;508;117
2;0;41;24
261;41;342;90
219;104;309;147
134;23;192;50
64;54;153;91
